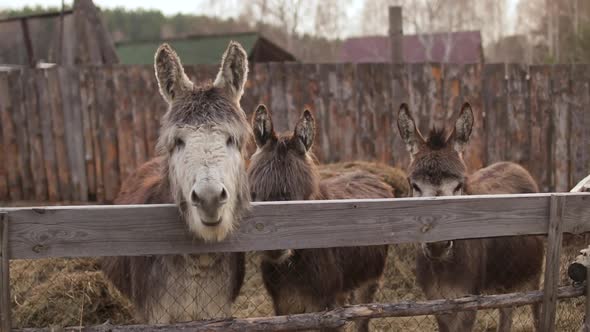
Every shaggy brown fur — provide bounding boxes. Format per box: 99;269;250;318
101;42;251;323
398;102;544;332
249;105;393;332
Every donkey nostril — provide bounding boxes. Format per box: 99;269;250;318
191;190;200;205
219;187;228;203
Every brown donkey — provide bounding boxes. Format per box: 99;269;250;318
248;105;393;332
397;102;544;332
101;42;251;323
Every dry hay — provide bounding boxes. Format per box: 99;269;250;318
318;161;410;198
10;258;135;328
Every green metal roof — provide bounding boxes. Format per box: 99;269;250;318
116;33;259;65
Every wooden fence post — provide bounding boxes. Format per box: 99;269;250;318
541;194;566;331
0;212;11;332
584;265;590;332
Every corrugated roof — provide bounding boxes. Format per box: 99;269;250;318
340;31;483;64
116;32;260;65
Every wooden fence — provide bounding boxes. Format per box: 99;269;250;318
1;193;590;331
0;63;589;203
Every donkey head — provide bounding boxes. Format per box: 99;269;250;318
154;42;250;242
248;105;319;202
397;102;474;259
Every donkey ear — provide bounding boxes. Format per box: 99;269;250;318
252;104;275;147
397;103;423;155
451;102;474;153
154;43;192;103
214;41;249;102
293;109;315;153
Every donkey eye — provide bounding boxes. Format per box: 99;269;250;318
412;183;422;193
174;137;185;150
226;136;235;147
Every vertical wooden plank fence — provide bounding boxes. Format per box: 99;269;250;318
1;63;590;203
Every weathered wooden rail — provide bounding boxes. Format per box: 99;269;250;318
1;193;590;331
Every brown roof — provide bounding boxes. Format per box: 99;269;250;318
340;30;483;64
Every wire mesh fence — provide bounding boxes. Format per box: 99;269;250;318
8;233;588;331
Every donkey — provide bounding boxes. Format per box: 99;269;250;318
397;102;544;332
248;105;393;332
101;42;251;324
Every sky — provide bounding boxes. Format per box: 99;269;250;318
0;0;519;37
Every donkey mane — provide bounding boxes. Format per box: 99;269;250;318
425;127;449;150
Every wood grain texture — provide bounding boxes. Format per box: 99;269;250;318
0;213;11;332
586;265;590;331
483;63;507;164
95;66;120;202
570;65;590;190
461;64;486;172
551;65;571;192
506;64;531;168
3;193;590;259
269;62;288;133
319;63;337;162
390;64;411;168
24;69;47;201
128;66;148;167
113;67;136;181
541;195;566;332
12;285;585;332
59;67;88;201
0;71;21;201
529;66;553;192
12;70;34;200
356;63;375;161
35;70;59;201
79;67;97;201
3;64;590;201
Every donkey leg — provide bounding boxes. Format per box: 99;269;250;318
436;310;477;332
497;307;513;332
353;281;380;332
532;302;541;331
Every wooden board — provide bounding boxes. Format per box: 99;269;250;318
94;66;120;202
506;64;531;167
128;66;148;167
482;64;508;164
355;63;375;161
317;63;335;162
269;62;288;133
390;64;411;168
339;63;359;162
529;66;553;192
79;67;97;201
24;70;48;201
4;193;590;259
113;67;136;181
46;68;72;201
59;67;88;201
11;70;35;200
551;66;571;192
35;70;59;201
541;195;565;332
460;64;486;172
570;65;590;190
0;71;21;201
